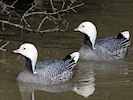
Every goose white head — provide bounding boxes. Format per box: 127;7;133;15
13;43;38;74
74;21;97;49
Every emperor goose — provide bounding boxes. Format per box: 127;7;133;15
13;43;79;84
74;21;130;61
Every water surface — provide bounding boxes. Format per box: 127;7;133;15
0;0;133;100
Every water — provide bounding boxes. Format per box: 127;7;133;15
0;0;133;100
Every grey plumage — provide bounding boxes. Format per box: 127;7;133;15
79;35;130;61
74;21;131;61
14;43;79;85
17;57;76;84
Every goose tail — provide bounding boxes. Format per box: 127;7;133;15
63;52;80;64
117;31;130;40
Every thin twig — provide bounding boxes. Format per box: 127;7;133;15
68;2;73;8
62;0;65;10
22;11;47;18
0;1;14;9
0;1;84;34
0;41;10;52
0;19;37;32
37;16;48;31
23;3;84;18
0;19;60;33
65;22;69;31
11;0;18;7
25;3;37;14
2;22;6;31
49;16;58;24
50;0;56;12
23;18;31;27
1;41;10;49
21;3;37;23
71;8;77;13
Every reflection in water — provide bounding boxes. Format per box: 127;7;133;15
18;60;97;99
17;60;129;99
18;81;73;100
72;60;129;97
18;80;73;93
73;81;95;98
72;73;95;98
72;60;96;98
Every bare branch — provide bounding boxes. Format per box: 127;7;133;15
11;0;18;7
0;1;84;34
1;41;10;49
0;19;60;33
68;2;73;8
20;3;84;18
71;8;77;13
23;18;31;27
65;21;69;31
50;0;56;12
37;16;48;31
21;3;38;23
49;16;58;24
62;0;66;10
0;41;10;52
21;11;46;18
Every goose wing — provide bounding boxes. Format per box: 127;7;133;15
96;37;130;58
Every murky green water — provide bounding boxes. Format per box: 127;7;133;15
0;0;133;100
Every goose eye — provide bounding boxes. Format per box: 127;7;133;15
82;25;84;27
23;48;26;50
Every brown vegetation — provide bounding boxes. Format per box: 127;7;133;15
0;0;84;53
0;0;84;33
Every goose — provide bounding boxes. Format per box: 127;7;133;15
74;21;131;61
13;43;79;84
